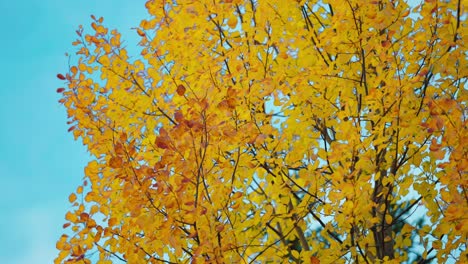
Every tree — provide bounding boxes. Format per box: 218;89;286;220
55;0;467;263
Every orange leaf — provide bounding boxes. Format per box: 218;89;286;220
108;217;117;227
231;202;240;209
80;212;89;222
109;156;123;168
137;28;146;37
215;224;224;232
232;192;243;199
381;40;391;48
176;84;186;96
174;111;184;122
155;136;170;149
310;256;320;264
418;68;429;76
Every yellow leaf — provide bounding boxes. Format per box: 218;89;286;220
385;214;392;225
54;1;467;262
69;193;77;203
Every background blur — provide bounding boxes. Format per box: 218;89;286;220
0;1;146;262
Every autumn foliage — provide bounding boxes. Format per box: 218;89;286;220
56;0;466;263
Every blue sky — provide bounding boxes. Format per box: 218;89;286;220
0;1;147;263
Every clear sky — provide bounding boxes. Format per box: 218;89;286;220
0;1;147;263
